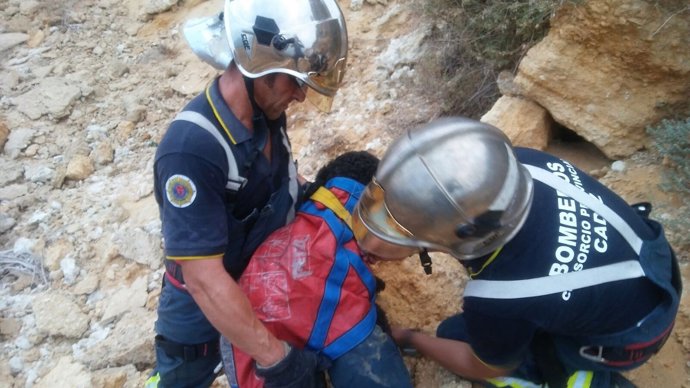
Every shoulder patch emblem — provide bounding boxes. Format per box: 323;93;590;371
165;174;197;208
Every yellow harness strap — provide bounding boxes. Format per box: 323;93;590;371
310;186;353;229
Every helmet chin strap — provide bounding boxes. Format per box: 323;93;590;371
242;75;269;151
419;249;432;275
243;76;263;120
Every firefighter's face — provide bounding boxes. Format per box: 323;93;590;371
254;74;307;120
357;233;418;263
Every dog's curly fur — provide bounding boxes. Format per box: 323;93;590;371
305;151;379;198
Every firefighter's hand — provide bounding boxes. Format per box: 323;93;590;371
390;326;414;347
255;342;331;388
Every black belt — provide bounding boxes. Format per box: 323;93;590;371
579;321;674;367
165;260;185;283
155;335;220;361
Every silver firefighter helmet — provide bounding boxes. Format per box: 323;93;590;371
353;117;534;260
183;0;348;112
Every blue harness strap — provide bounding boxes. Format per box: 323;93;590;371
300;179;378;359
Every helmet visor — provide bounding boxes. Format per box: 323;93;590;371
305;57;347;97
302;56;346;112
304;87;335;112
353;178;417;247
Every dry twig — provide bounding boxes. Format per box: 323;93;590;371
0;249;49;286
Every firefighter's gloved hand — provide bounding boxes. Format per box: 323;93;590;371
255;342;331;388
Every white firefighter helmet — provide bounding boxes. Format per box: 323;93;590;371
183;0;348;112
353;117;534;260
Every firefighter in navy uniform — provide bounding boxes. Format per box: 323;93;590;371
352;117;681;388
148;0;348;387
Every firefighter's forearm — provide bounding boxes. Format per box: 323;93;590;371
393;327;511;380
180;258;286;366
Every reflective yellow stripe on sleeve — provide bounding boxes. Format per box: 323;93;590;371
567;370;594;388
485;376;543;388
144;372;160;388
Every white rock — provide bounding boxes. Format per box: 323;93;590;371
73;273;100;295
0;166;22;186
101;276;148;323
24;164;55;183
25;369;38;387
4;127;35;158
15;335;32;350
60;256;79;285
111;227;162;268
32;292;89;338
8;356;22;375
0;183;28;200
28;211;48;225
0;70;20;94
79;308;155;369
18;0;40;16
86;290;105;307
0;214;16;233
86;124;108;140
12;238;35;254
72;322;110;359
144;0;179;15
0;32;29;52
350;0;364;11
34;356;91;388
86;226;103;241
611;160;626;172
377;24;428;72
13;77;83;120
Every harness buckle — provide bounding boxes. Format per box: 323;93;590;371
579;345;606;363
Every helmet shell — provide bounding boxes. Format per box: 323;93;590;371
362;117;534;260
224;0;348;99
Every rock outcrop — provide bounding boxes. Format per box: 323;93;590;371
513;0;690;158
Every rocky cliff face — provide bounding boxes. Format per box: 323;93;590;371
510;0;690;158
0;0;687;387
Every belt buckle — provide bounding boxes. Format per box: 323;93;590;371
579;345;606;363
183;346;198;361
